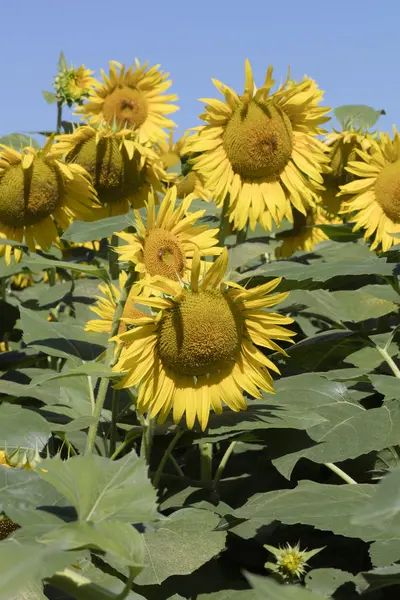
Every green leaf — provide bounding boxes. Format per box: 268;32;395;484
228;242;273;272
305;568;357;597
42;90;57;105
0;539;84;600
41;521;145;570
37;282;73;307
61;214;134;243
20;307;105;363
10;580;47;600
334;104;385;130
369;374;400;399
0;379;56;404
313;223;363;242
352;468;400;535
0;468;66;513
235;480;382;541
23;253;109;281
0;134;40;150
135;508;227;585
245;572;326;600
58;50;68;72
0;403;51;455
270;393;400;479
35;451;158;523
361;565;400;592
369;539;400;567
30;363;118;386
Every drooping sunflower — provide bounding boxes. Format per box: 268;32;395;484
116;186;221;289
86;271;145;334
339;128;400;251
113;248;295;430
156;131;210;201
54;125;170;216
76;60;178;145
275;205;341;258
184;61;330;231
0;139;98;263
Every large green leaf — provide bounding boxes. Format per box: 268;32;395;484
20;307;105;363
271;396;400;479
0;539;85;600
0;133;40;150
23;254;109;281
369;374;400;399
369;539;400;567
135;508;227;585
235;480;382;541
245;572;326;600
305;568;357;597
333;104;385;130
352;468;400;536
35;452;157;524
61;214;134;243
0;468;66;513
0;404;51;456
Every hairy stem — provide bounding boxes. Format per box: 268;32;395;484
200;442;213;487
213;441;237;489
85;270;137;455
218;195;230;247
153;428;184;488
325;462;357;484
109;389;120;457
376;345;400;379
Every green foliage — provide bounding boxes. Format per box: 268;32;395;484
334;104;386;130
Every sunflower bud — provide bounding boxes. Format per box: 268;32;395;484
264;542;324;581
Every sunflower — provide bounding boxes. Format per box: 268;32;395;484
54;125;170;216
339;129;400;251
156;131;210;201
184;60;330;231
0;139;98;264
116;186;221;290
10;273;34;290
86;271;145;334
275;205;341;258
113;248;294;430
54;64;97;107
76;60;178;144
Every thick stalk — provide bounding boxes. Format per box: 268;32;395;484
200;442;213;487
108;234;120;281
213;441;237;489
56;100;63;134
139;413;154;465
218;195;230;247
376;345;400;379
85;271;137;455
109;389;120;457
153;428;184;488
325;462;357;484
236;222;248;245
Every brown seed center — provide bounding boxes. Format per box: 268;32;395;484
374;160;400;223
102;86;148;129
223;101;293;180
143;228;185;280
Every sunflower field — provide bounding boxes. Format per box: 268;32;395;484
1;51;400;600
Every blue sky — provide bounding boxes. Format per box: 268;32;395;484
1;0;396;141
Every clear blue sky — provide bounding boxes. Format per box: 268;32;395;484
1;0;396;140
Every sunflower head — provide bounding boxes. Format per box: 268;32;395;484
54;64;97;107
54;125;169;216
0;516;19;540
184;60;330;231
339;128;400;251
76;60;179;144
114;248;295;430
265;543;324;581
116;186;221;287
0;139;98;263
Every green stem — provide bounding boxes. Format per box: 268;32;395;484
153;428;184;488
376;345;400;379
212;441;237;489
325;462;357;484
85;270;137;455
109;389;120;457
200;442;213;487
56;101;63;134
169;453;185;478
114;567;135;600
108;234;120;281
236;222;248;245
109;431;142;460
218;195;230;247
48;267;57;287
139;413;154;465
87;376;96;414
